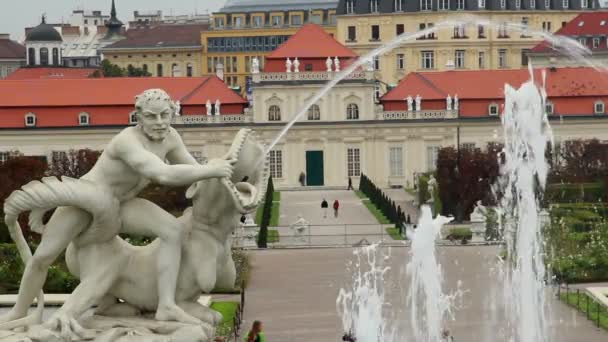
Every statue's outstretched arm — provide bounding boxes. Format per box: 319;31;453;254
114;136;233;186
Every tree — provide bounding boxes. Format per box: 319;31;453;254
95;60;151;78
47;149;101;179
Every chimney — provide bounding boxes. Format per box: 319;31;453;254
216;63;224;81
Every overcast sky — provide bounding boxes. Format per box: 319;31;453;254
1;0;227;42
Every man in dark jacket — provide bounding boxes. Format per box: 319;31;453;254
321;198;328;218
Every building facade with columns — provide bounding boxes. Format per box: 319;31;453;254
335;0;598;87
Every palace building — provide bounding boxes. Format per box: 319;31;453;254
335;0;599;87
3;24;608;189
0;34;25;78
202;0;338;92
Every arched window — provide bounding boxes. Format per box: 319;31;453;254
28;48;35;66
488;103;499;116
25;113;36;127
268;105;281;121
187;63;193;77
171;63;180;77
307;104;320;120
79;112;90;125
157;64;163;77
40;48;49;66
346;103;359;120
595;100;605;114
52;48;59;65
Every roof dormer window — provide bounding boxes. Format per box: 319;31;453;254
25;113;37;127
595;100;605;114
79;112;90;126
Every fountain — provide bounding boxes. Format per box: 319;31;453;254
497;67;553;342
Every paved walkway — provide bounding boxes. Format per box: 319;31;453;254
384;188;419;223
242;247;608;342
274;190;395;246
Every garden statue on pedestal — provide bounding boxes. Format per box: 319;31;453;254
0;89;269;341
470;200;488;240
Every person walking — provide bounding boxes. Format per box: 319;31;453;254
321;198;329;218
245;320;265;342
347;177;353;190
333;199;340;218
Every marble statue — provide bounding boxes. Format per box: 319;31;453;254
326;57;333;72
289;214;310;242
446;94;452;110
215;99;221;116
252;57;260;74
454;94;459;110
334;56;341;72
286;58;292;73
293;57;300;73
206;99;212;115
0;89;269;341
415;94;422;111
470;200;487;222
427;174;437;203
406;96;413;111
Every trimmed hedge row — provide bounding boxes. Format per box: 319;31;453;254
546;183;606;203
257;177;274;248
359;174;406;233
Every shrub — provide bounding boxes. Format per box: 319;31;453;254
446;227;473;242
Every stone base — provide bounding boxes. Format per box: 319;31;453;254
0;315;215;342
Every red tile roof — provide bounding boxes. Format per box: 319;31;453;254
382;67;608;102
103;24;208;49
0;76;246;107
0;38;25;59
267;24;357;59
5;67;98;80
531;12;608;52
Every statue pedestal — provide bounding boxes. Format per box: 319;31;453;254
470;217;486;242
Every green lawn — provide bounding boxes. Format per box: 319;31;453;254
360;198;392;225
257;229;279;243
255;191;280;227
210;301;240;337
559;292;608;331
386;227;405;240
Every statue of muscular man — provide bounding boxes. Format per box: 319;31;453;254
0;89;233;326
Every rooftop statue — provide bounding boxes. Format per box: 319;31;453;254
0;89;269;341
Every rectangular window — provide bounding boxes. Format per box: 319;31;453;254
371;25;380;41
579;37;587;46
207;57;213;73
542;21;552;32
426;146;440;171
395;0;403;11
582;0;588;7
0;152;8;164
530;0;536;8
500;0;506;8
457;0;465;9
226;57;232;73
347;148;361;177
291;15;302;26
396;24;405;36
233;17;243;28
498;22;508;38
478;25;485;38
478;51;485;69
421;50;434;69
346;0;355;14
396;54;405;69
271;15;282;26
421;0;432;11
455;50;465;69
545;0;551;8
310;14;321;24
521;49;530;66
439;0;449;10
374;56;380;70
253;16;263;27
389;147;404;177
515;0;521;8
427;23;435;39
232;56;237;72
562;0;569;8
453;24;466;38
348;26;357;41
479;0;486;8
418;23;426;39
499;49;507;68
521;17;530;37
269;150;283;179
370;0;379;12
462;143;476;150
245;56;251;72
593;37;600;48
215;17;225;28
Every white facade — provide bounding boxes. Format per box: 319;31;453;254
69;10;110;29
25;41;63;66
